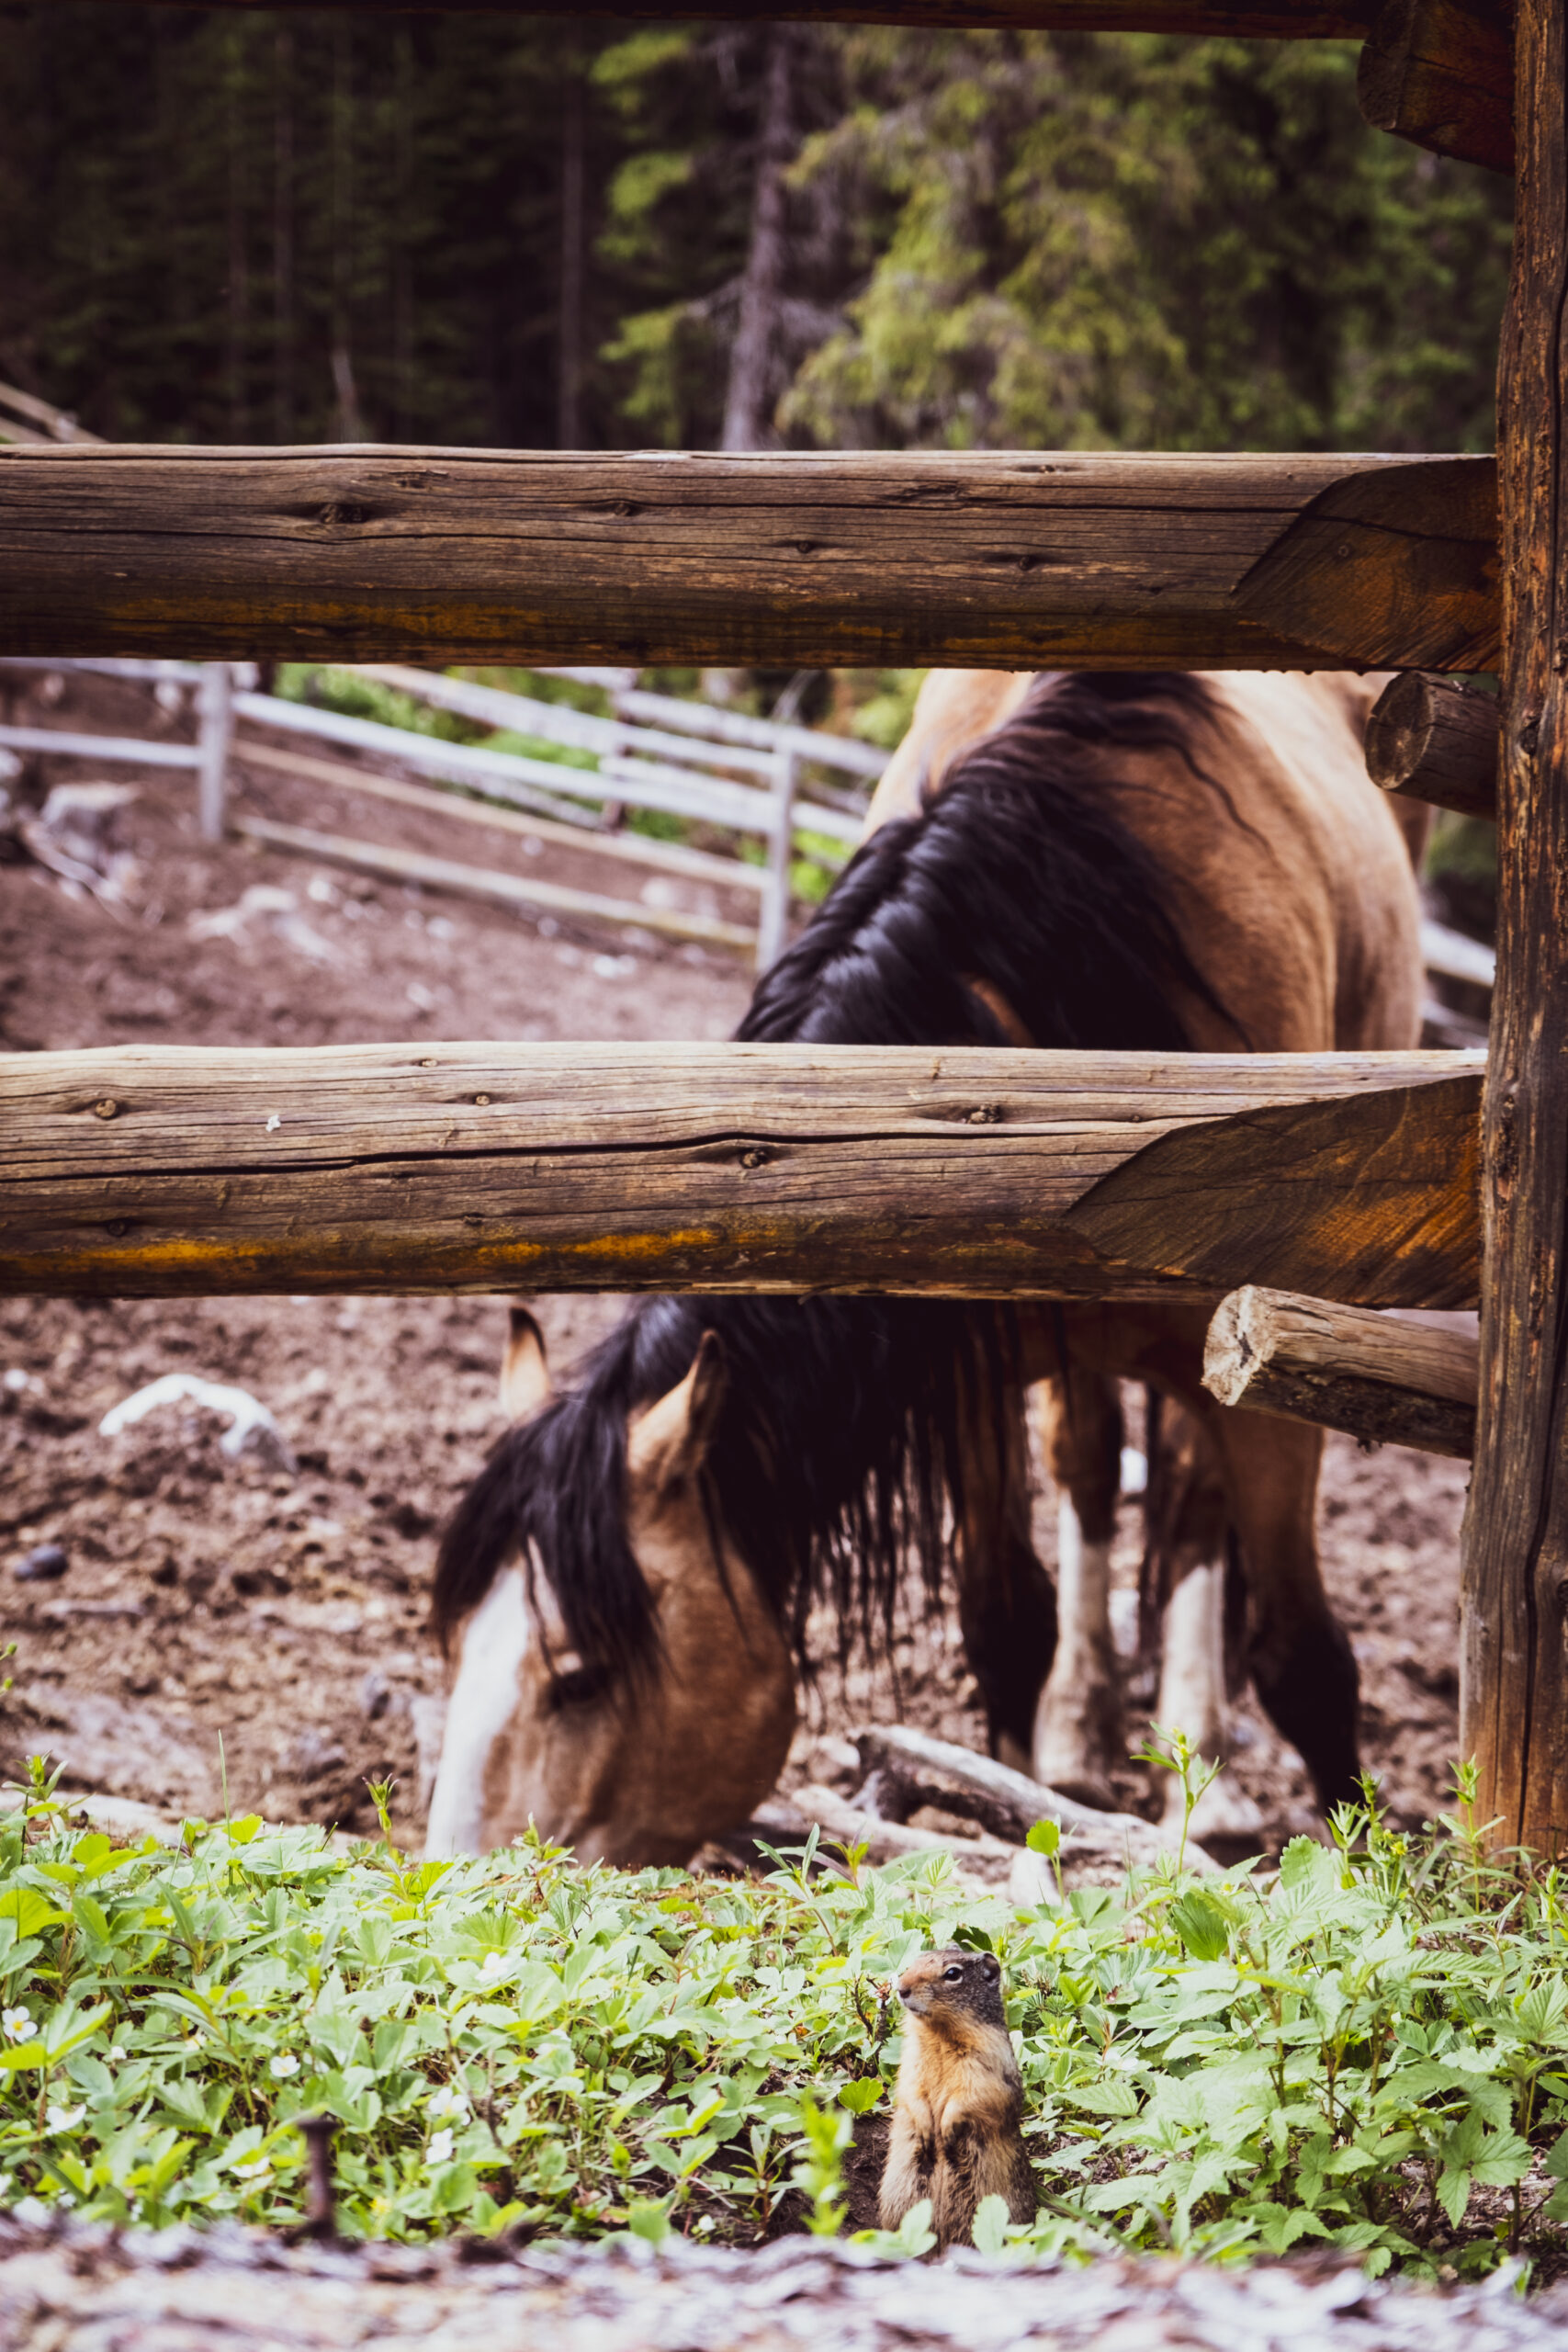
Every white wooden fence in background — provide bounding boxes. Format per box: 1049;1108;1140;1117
0;658;883;966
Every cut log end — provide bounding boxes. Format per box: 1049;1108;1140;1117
1203;1283;1478;1457
1365;671;1500;821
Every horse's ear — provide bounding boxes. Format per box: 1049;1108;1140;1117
500;1302;552;1421
626;1331;726;1498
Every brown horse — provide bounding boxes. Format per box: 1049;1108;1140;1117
425;669;1423;1862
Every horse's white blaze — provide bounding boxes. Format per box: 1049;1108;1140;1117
424;1566;530;1858
1032;1497;1117;1786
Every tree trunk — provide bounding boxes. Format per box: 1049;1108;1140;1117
558;48;586;448
225;23;250;443
392;27;414;443
1461;0;1568;1852
721;26;795;452
330;18;366;442
273;22;295;444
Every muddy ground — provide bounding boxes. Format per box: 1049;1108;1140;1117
0;668;1469;1849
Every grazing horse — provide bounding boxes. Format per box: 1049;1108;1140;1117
425;669;1423;1863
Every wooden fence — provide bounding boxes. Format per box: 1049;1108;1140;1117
0;449;1499;673
0;657;883;966
2;0;1559;1853
1;1042;1481;1306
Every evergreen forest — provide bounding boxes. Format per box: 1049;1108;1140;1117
0;8;1516;459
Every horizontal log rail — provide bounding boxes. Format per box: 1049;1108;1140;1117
64;4;1381;32
0;1043;1481;1305
0;446;1498;672
1203;1282;1479;1454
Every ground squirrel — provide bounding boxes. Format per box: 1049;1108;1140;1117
878;1944;1037;2249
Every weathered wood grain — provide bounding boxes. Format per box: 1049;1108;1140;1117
0;1043;1481;1306
1203;1283;1478;1454
0;447;1497;672
1235;456;1501;673
1464;0;1568;1856
61;2;1381;31
1358;0;1515;174
1365;671;1500;820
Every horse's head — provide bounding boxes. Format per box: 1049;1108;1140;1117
424;1309;796;1863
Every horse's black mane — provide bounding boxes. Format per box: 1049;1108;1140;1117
434;672;1235;1687
741;671;1230;1055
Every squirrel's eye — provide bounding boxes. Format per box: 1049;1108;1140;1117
943;1965;963;1981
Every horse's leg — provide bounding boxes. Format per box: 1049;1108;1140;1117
1204;1408;1360;1819
1139;1402;1258;1840
953;1384;1058;1776
1031;1370;1124;1809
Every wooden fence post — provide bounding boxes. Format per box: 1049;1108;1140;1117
197;662;234;842
1461;0;1568;1853
756;749;796;970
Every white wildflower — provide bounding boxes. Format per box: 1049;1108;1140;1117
45;2104;85;2132
1;2007;31;2041
426;2083;470;2123
107;2047;127;2064
269;2053;300;2079
478;1951;509;1983
694;2215;716;2235
232;2156;272;2182
426;2128;456;2165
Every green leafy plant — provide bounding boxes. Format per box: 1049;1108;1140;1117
0;1774;1563;2280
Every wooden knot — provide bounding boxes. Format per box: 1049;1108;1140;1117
739;1147;771;1170
473;1093;491;1106
966;1105;1002;1125
93;1099;118;1120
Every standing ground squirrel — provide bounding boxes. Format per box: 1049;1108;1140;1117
878;1944;1037;2249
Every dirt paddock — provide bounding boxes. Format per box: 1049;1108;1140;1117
0;672;1469;1850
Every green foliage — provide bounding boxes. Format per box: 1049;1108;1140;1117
842;673;927;753
0;17;1508;466
784;30;1512;455
793;2093;851;2234
0;1778;1566;2278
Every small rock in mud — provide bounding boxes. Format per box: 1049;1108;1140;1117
13;1543;68;1583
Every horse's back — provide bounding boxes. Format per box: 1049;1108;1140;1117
870;667;1422;1056
1177;672;1421;1052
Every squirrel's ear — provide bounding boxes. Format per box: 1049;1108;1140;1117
982;1954;1000;1979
